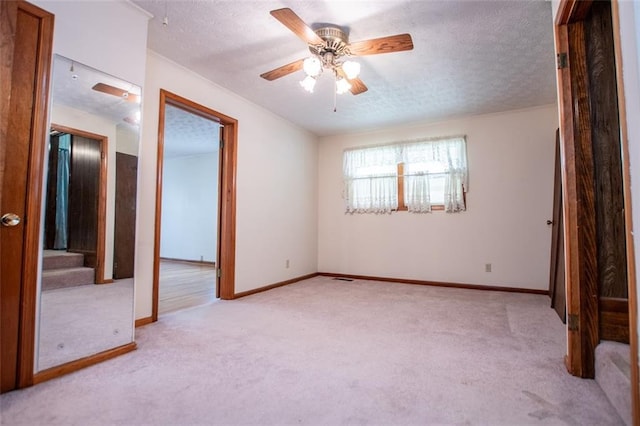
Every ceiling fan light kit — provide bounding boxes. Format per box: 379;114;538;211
302;56;322;77
335;77;352;95
300;75;317;93
342;61;361;80
297;26;361;95
261;8;414;99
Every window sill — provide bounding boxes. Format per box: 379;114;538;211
394;205;445;212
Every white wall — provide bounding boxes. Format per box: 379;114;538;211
116;124;139;156
318;105;559;290
616;0;640;378
551;0;560;22
160;153;219;263
136;51;318;318
31;0;149;86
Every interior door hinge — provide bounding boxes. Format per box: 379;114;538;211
220;140;224;150
557;52;568;69
567;313;579;331
217;269;221;278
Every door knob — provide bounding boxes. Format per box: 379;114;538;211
1;213;21;227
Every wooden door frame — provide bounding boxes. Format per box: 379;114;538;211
152;89;237;321
555;0;639;418
216;124;224;299
0;0;53;391
50;124;108;284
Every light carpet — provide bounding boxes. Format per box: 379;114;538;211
0;276;623;425
37;279;134;371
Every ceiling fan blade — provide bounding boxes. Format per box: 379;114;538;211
336;67;368;95
348;34;414;56
92;82;140;103
270;8;324;45
260;58;305;81
348;77;368;95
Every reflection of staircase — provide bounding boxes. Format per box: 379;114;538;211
42;251;94;291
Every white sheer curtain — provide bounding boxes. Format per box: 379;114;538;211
343;136;467;214
403;137;467;212
343;144;399;213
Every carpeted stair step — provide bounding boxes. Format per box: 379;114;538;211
42;267;95;291
595;341;631;425
42;251;85;270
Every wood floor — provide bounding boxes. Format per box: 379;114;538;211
158;260;217;315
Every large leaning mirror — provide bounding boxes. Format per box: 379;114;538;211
35;55;140;372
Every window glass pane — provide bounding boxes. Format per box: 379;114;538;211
353;163;397;178
403;174;445;205
404;160;446;174
429;175;445;204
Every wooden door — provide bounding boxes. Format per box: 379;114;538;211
549;130;566;322
585;0;628;344
0;1;53;393
113;152;138;279
67;135;101;268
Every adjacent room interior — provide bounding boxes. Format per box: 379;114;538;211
157;103;220;315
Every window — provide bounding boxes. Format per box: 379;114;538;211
343;136;468;214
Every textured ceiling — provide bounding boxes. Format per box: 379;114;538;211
133;0;557;137
51;55;218;158
164;104;220;158
52;55;141;127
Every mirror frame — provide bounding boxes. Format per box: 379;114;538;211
33;54;140;383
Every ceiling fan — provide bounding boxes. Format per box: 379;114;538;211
260;8;414;95
92;82;140;104
91;82;141;125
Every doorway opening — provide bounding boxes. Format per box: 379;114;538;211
44;124;108;289
152;90;237;320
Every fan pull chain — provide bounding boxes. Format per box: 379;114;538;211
333;77;338;112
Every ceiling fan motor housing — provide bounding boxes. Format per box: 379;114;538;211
310;26;349;56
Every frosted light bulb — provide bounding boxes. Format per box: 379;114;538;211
303;57;322;77
336;78;351;95
300;75;317;93
342;61;361;80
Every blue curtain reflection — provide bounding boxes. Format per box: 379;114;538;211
53;134;70;249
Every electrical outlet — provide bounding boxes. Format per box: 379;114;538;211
485;263;492;272
285;259;290;269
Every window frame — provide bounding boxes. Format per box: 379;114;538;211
343;136;468;214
